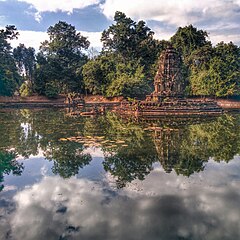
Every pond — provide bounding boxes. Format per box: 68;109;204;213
0;108;240;240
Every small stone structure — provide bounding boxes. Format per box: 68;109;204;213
149;45;184;101
119;46;223;117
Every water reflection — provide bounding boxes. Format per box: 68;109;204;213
0;150;24;192
1;159;240;240
0;109;240;186
0;109;240;239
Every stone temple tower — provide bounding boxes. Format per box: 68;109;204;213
153;45;184;99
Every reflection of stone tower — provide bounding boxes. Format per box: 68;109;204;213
153;128;182;173
153;46;183;99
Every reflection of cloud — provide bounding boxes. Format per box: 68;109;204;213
2;185;17;192
0;157;239;240
82;147;104;158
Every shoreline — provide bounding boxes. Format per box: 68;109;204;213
0;95;240;110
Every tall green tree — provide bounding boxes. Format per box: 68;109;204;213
35;21;90;96
170;25;210;62
13;44;36;86
82;57;106;95
82;11;165;97
190;42;240;96
101;11;161;75
105;60;151;98
0;25;21;96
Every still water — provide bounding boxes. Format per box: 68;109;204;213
0;109;240;240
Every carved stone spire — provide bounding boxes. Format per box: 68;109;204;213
154;45;183;97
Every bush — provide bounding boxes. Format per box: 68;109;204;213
19;82;32;97
45;81;59;98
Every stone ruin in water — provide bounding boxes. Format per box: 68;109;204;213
119;45;223;117
147;45;184;101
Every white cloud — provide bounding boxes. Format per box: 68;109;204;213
152;25;240;45
81;31;102;49
11;30;102;50
210;33;240;45
17;0;100;13
152;26;175;41
11;30;47;50
101;0;238;26
101;0;240;45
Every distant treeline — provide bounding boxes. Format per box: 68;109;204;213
0;11;239;98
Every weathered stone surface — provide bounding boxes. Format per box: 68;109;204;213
153;45;184;98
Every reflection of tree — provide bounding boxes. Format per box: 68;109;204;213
0;109;40;158
1;109;240;186
32;110;91;178
101;113;158;188
153;126;209;176
153;114;240;177
197;114;240;162
44;141;92;178
0;150;24;191
103;141;157;188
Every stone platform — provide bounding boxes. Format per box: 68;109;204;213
118;98;223;117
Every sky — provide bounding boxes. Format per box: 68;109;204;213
0;0;240;50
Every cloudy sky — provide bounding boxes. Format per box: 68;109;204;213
0;0;240;50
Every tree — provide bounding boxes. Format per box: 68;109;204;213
0;25;21;96
13;44;36;88
190;42;240;96
82;11;166;98
101;11;161;77
105;60;151;98
82;58;106;95
36;21;90;95
170;25;210;62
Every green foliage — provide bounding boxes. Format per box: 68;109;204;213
19;82;33;97
83;51;151;97
171;25;210;61
170;25;240;97
13;43;36;89
190;42;240;96
106;61;150;97
98;11;163;96
101;11;159;67
1;16;240;99
45;80;60;98
82;58;106;95
0;68;18;96
0;25;21;96
83;11;165;98
36;21;90;96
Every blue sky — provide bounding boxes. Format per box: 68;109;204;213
0;0;239;50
